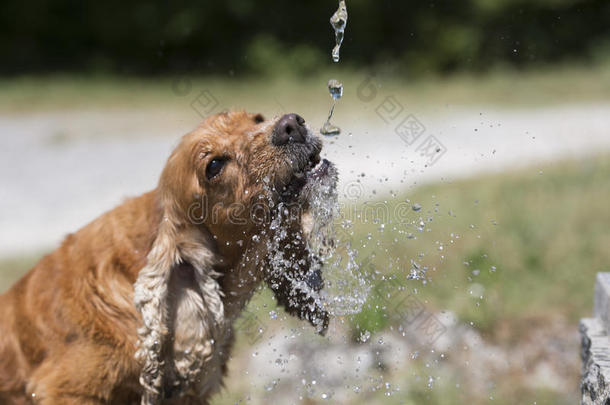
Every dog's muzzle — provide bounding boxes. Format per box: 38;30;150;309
273;114;336;203
272;113;308;146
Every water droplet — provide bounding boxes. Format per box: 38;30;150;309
320;80;343;136
265;380;278;391
320;121;340;136
328;79;343;100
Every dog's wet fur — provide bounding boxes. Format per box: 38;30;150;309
0;111;337;404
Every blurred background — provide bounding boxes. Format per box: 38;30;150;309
1;0;610;404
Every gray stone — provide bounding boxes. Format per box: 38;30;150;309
581;273;610;404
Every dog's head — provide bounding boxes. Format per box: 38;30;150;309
159;111;337;333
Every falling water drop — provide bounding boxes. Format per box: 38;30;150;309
330;1;348;62
328;79;344;99
320;79;343;136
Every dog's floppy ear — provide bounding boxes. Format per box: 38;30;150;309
133;215;179;404
134;209;226;404
264;222;329;335
133;142;225;404
133;143;192;404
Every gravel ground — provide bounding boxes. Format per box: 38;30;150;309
224;313;579;404
1;103;609;255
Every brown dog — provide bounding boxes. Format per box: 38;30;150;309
0;111;337;404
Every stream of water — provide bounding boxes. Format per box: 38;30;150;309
320;1;348;136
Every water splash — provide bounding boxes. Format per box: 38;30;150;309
320;79;343;136
316;213;371;316
321;238;371;316
259;171;369;317
330;0;348;63
305;169;340;257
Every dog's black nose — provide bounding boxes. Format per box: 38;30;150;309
272;113;307;146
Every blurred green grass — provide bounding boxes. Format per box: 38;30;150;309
349;153;609;336
1;64;610;115
330;154;608;405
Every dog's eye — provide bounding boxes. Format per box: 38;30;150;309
206;158;227;180
253;114;265;124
